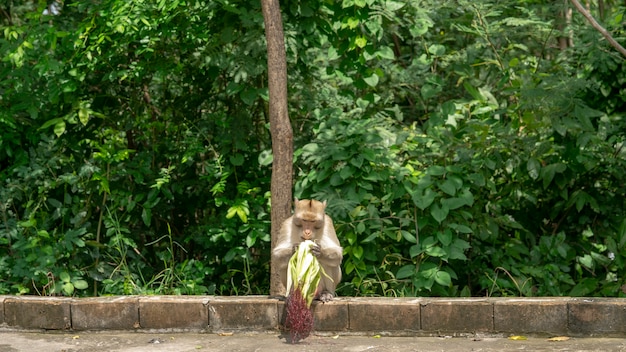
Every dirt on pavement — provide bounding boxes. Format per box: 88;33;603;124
1;331;625;352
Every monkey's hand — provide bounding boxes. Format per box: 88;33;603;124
310;242;321;257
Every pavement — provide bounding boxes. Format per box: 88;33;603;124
1;331;625;352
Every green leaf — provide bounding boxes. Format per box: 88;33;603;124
426;165;446;176
330;173;343;186
438;180;457;196
427;44;445;56
352;245;364;260
377;46;395;60
569;278;598;296
410;18;432;36
421;236;437;249
54;120;66;137
230;154;244;166
354;36;367;48
363;73;379;87
236;207;249;223
574;104;601;131
240;89;258;105
441;197;465;209
39;117;63;130
78;107;89;126
448;223;473;234
48;198;63;208
345;261;355;275
343;17;360;29
540;163;566;189
19;219;36;228
327;46;339;60
340;166;355;179
409;244;421;258
527;158;541;180
350;155;364;168
258;150;273;166
72;280;89;290
396;264;415;279
434;270;452;286
385;0;405;11
430;203;449;223
437;230;453;246
356;221;366;234
401;230;417;244
577;254;593;269
421;83;441;100
458;188;474;206
572;190;592;212
412;188;436;210
463;82;483;101
245;235;256;248
62;282;75;296
60;272;71;283
142;207;152;226
419;262;438;278
448;243;468;260
425;245;446;257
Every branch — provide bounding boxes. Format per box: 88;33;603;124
570;0;626;58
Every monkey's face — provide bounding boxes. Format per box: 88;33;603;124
293;198;327;240
295;218;324;241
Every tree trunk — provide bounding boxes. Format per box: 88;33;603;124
558;0;573;50
260;0;293;297
598;0;605;21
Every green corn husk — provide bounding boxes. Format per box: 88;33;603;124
286;240;332;307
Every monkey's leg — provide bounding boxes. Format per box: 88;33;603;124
317;264;341;302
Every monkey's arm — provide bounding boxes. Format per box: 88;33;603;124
313;216;343;264
272;241;295;264
316;244;343;264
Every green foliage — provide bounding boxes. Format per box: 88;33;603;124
1;0;625;297
1;0;271;296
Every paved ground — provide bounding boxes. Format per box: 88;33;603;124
1;331;625;352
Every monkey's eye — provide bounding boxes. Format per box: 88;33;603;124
313;221;324;229
293;218;302;226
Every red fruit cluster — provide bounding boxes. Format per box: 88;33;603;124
285;287;314;344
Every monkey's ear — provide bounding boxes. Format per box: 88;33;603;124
322;200;327;208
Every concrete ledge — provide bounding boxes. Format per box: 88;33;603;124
493;297;569;335
568;298;626;335
139;296;209;331
421;298;493;333
347;297;420;333
1;296;625;336
209;296;277;331
72;296;139;330
3;296;71;330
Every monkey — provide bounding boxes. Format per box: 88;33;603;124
272;198;343;302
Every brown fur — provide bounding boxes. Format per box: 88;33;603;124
272;199;343;302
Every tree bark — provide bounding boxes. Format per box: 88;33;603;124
570;0;626;58
260;0;293;297
558;0;573;50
